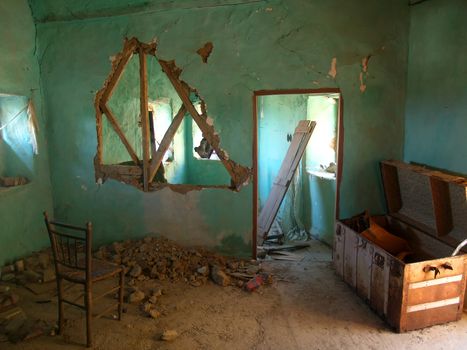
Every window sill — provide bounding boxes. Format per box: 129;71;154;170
306;169;336;180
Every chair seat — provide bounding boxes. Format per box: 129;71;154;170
58;259;123;283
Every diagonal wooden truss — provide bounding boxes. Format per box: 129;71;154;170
94;37;251;192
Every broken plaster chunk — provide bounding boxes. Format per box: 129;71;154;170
210;266;231;287
129;264;142;278
128;290;145;304
328;57;337;79
161;329;178;341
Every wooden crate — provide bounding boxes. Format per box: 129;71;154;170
334;160;467;332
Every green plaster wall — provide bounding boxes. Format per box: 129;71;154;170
405;0;467;174
0;0;54;266
30;0;409;256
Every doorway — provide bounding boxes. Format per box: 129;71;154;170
252;89;343;258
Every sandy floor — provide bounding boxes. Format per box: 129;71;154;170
3;239;467;350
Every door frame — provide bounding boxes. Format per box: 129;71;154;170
252;88;344;258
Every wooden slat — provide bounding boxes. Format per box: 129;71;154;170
333;222;345;277
407;281;462;305
101;105;139;165
157;59;250;188
386;258;404;330
380;162;402;213
407;256;465;283
343;228;358;288
139;47;150;191
370;247;390;317
148;105;186;183
100;164;142;177
356;237;373;301
430;177;453;236
258;120;315;238
404;303;461;331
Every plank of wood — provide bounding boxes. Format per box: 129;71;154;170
370;246;390;317
403;303;460;331
100;38;138;104
386;258;405;331
157;59;250;188
407;281;462;305
101;105;139;165
258;242;310;253
407;255;465;283
258;120;316;239
380;162;402;213
100;164;142;177
343;228;358;289
139;47;150;191
333;222;345;278
148;105;186;183
430;177;453;236
356;237;373;301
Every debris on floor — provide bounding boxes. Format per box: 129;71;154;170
257;241;310;261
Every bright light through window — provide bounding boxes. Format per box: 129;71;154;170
192;103;219;160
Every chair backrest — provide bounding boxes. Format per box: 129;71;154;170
43;212;92;275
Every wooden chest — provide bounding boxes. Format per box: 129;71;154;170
333;160;467;332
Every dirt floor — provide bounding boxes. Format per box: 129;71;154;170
2;239;467;350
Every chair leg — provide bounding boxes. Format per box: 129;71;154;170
118;270;124;321
56;277;64;335
85;284;93;348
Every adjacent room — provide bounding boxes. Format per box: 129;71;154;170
1;0;467;349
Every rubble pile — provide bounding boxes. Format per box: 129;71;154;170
95;236;270;289
0;249;55;286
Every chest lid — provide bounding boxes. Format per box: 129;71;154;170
380;160;467;251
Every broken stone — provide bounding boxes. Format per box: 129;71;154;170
160;329;178;341
246;265;261;275
148;295;158;304
148;309;161;319
210;266;230;287
37;253;50;269
1;273;15;282
41;268;56;283
23;270;42;283
129;264;142;278
14;260;24;273
128;290;145;304
197;266;209;276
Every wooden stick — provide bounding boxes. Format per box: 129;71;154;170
157;60;237;180
101;104;140;165
100;38;138;104
148;105;186;183
139;47;150;191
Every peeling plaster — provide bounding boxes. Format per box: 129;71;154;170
359;55;371;93
328;57;337;79
196;42;213;63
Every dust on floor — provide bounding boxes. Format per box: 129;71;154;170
2;239;467;350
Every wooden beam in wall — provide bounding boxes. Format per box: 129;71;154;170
157;59;241;184
380;162;402;213
100;38;138;105
139;47;150;191
148;105;186;183
101;104;140;165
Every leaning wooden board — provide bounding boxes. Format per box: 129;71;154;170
334;160;467;332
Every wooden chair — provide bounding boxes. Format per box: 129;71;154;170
43;212;124;347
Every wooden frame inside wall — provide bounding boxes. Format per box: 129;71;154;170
252;88;344;258
94;37;251;193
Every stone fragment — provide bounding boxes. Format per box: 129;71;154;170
149;309;161;319
14;260;24;273
210;266;230;287
197;266;209;276
38;253;50;269
149;295;158;304
160;329;178;341
128;290;145;304
1;273;15;282
129;265;142;277
23;270;42;283
41;268;56;283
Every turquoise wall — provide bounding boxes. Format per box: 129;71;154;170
27;0;409;256
405;0;467;174
0;0;54;266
